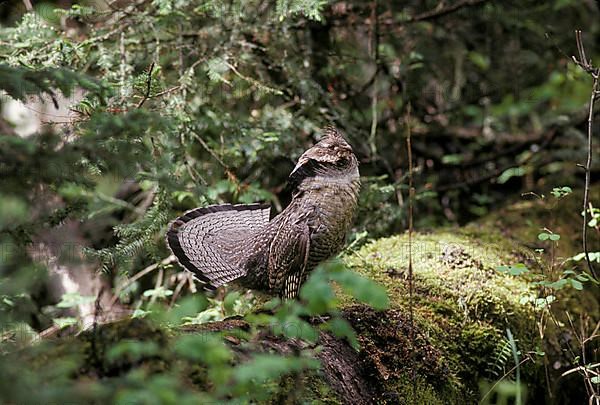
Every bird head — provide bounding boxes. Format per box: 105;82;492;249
288;125;359;188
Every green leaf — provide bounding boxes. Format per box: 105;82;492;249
496;263;529;276
174;334;232;365
570;279;584;290
53;317;78;328
534;295;555;309
442;154;464;165
331;270;389;310
323;317;359;350
300;269;336;314
548;234;560;241
551;186;572;198
143;287;173;299
538;233;549;241
106;340;160;363
570;252;600;263
166;295;208;324
233;354;319;385
271;315;318;342
468;51;490;70
223;291;241;315
56;292;95;308
547;279;568;290
497;167;526;184
132;309;151;318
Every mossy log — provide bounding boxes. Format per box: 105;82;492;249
339;229;544;403
6;202;598;404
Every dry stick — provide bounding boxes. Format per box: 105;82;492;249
22;0;33;11
149;267;164;306
169;274;189;308
563;313;599;400
368;0;379;160
582;75;599;279
571;30;599;280
150;85;180;98
406;103;416;398
132;86;181;102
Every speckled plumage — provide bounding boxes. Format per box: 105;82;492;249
166;126;361;298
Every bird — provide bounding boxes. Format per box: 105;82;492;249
166;126;360;298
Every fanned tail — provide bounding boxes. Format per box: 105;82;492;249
166;203;271;289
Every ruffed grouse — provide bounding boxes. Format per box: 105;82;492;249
166;126;360;298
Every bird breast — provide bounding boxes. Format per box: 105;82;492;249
296;174;360;267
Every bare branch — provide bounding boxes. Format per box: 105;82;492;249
405;102;416;398
572;30;599;281
408;0;489;23
22;0;33;12
369;0;379;159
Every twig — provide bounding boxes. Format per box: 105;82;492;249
132;86;181;101
95;191;146;215
169;273;189;307
572;30;599;280
408;0;488;22
109;255;175;309
89;285;105;373
137;62;155;108
149;267;164;306
368;0;379;160
188;127;237;182
22;0;33;12
559;314;600;400
561;365;600;378
223;61;282;95
479;356;532;404
150;85;180;98
406;102;416;399
38;324;60;339
93;285;105;327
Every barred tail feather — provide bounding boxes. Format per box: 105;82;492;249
166;203;271;289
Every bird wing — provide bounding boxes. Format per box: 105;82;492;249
267;220;310;298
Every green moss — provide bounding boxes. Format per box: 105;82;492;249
341;229;543;402
278;373;341;404
344;229;537;327
385;373;446;405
